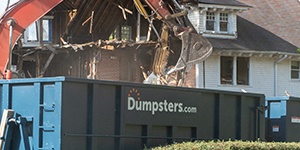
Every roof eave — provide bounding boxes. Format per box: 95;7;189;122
198;3;251;12
213;49;300;60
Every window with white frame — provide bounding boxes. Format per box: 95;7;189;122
205;11;232;35
220;56;249;85
291;61;300;79
206;12;215;31
219;13;228;32
22;16;53;47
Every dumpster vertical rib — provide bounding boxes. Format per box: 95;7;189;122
167;126;173;144
34;82;42;149
86;83;94;150
54;81;62;150
236;96;242;139
114;85;121;150
141;125;147;147
213;93;220;139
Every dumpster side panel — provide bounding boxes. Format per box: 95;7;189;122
286;100;300;142
61;82;118;150
240;96;257;140
197;92;216;140
91;84;117;149
61;82;88;150
219;94;239;139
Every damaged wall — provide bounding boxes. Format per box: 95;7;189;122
39;42;157;83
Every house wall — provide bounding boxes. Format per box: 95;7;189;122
195;55;297;97
277;60;300;97
195;56;300;97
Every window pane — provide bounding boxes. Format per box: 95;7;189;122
206;21;214;31
291;61;300;79
109;29;117;40
237;57;249;85
291;61;299;69
220;22;228;32
221;56;233;84
27;22;38;42
121;26;131;40
220;13;228;21
206;12;215;31
43;20;50;41
291;70;299;79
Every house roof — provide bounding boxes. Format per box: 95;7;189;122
208;16;298;54
208;0;300;54
198;0;250;7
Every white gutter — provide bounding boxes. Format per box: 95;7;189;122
196;63;204;88
196;63;200;88
274;54;287;96
136;13;141;41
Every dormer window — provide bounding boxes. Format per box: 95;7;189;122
204;11;233;36
187;2;250;39
205;12;230;33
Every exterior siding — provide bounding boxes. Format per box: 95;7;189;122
188;9;201;33
249;57;275;96
196;56;279;96
196;56;300;97
277;60;300;97
203;55;220;87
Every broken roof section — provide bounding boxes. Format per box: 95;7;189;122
55;0;135;43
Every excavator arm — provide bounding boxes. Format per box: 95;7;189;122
136;0;213;85
0;0;63;79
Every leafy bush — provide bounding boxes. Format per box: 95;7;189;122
149;140;300;150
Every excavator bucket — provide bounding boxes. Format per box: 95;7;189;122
167;31;213;74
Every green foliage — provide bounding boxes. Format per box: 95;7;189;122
148;140;300;150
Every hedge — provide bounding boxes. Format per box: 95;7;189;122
149;140;300;150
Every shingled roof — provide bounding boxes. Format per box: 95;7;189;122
208;0;300;54
198;0;250;7
208;17;298;53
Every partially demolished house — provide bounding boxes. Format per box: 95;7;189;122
13;0;161;83
14;0;300;96
11;0;209;87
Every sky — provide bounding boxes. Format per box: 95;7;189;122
0;0;19;15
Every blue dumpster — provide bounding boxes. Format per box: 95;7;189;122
0;77;265;149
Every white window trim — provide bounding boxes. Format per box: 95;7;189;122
203;11;234;35
22;16;53;47
220;56;250;86
194;8;239;39
291;60;300;80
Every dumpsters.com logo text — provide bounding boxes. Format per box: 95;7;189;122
127;88;197;115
